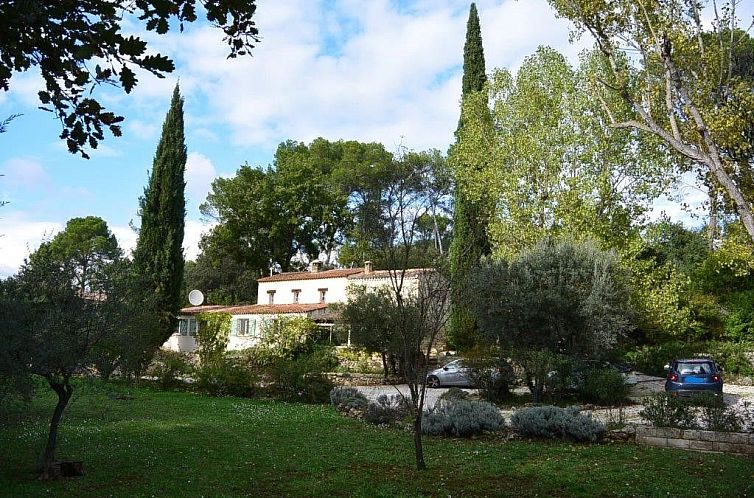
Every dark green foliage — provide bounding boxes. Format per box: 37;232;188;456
460;3;487;97
465;355;514;403
194;355;257;398
695;393;743;432
329;387;369;411
364;394;412;425
28;216;122;294
640;394;697;429
510;406;605;443
264;348;337;403
183;229;260;305
132;84;187;351
200;140;353;274
626;341;753;378
625;342;702;377
448;2;491;351
0;242;157;478
147;349;192;389
439;387;471;402
422;399;504;437
707;341;754;377
575;368;630;406
471;239;632;357
0;1;258;157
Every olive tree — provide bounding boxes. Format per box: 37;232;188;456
468;238;633;402
0;237;157;479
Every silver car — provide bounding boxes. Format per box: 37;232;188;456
426;359;474;388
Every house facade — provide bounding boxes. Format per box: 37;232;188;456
163;261;425;353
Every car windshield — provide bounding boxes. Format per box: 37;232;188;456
443;360;464;369
676;362;713;375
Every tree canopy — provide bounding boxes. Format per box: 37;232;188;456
132;85;187;348
27;216;122;295
469;238;633;359
547;0;754;244
0;0;258;157
455;46;673;258
448;2;492;351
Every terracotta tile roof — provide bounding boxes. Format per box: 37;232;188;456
348;268;429;280
179;305;228;315
257;268;364;282
179;303;328;315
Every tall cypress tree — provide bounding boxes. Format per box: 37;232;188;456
448;3;491;350
133;84;187;347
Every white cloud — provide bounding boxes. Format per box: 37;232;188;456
185;152;217;207
1;158;50;189
110;224;139;259
0;213;62;277
183;219;215;261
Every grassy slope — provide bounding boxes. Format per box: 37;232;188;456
0;381;751;498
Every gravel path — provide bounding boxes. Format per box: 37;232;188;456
355;373;754;426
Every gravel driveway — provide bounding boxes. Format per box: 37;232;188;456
355;373;754;425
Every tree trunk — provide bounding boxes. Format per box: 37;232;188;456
413;414;426;470
708;184;719;250
40;376;73;480
381;352;388;381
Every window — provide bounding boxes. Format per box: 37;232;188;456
318;288;327;303
178;318;198;336
267;290;276;305
292;289;301;304
236;318;250;336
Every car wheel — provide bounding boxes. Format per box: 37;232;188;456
427;376;440;388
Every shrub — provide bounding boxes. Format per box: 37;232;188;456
334;348;380;374
694;393;743;432
576;367;631;406
706;341;754;378
265;349;335;403
422;399;505;437
364;394;411;425
439;387;471;402
639;393;696;429
625;342;703;377
465;357;515;404
329;387;368;411
194;356;257;397
148;349;191;389
510;405;605;443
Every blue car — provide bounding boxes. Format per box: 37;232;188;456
664;358;723;397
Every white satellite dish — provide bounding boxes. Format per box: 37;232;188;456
188;289;204;306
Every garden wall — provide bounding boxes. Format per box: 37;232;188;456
635;425;754;455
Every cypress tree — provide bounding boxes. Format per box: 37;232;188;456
448;3;491;350
133;84;187;348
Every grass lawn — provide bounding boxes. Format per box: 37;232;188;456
0;380;752;497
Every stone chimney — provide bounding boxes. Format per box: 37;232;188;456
364;260;373;274
310;260;322;273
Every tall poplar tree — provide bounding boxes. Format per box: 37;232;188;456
133;84;187;350
448;3;491;350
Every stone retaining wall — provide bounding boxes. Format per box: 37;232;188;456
326;373;398;386
635;425;754;455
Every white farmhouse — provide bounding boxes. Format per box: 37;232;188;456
163;261;426;352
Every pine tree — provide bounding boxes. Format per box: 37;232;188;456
448;3;491;350
133;84;187;350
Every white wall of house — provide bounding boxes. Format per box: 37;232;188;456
165;312;317;353
257;277;350;305
164;334;197;353
348;274;420;299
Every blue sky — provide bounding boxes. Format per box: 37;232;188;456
0;0;751;276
